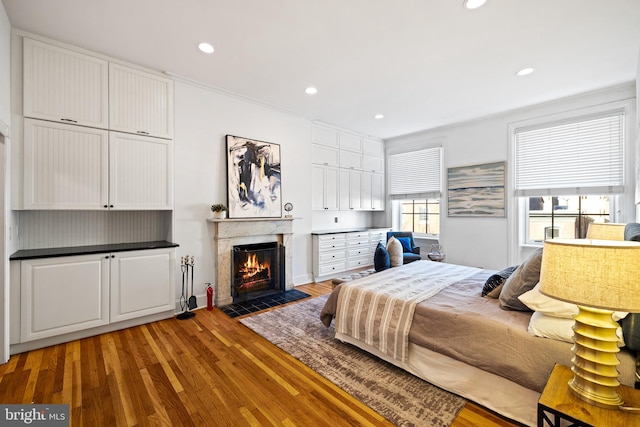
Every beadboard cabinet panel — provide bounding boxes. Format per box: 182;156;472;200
109;132;173;210
23;119;109;209
312;164;339;211
20;254;110;342
110;248;174;322
23;38;109;129
109;63;174;139
340;169;362;210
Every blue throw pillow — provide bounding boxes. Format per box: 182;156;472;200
374;242;390;271
396;236;413;253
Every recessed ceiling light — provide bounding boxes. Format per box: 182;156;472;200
305;87;318;95
374;114;384;120
516;67;535;76
463;0;487;9
198;42;214;54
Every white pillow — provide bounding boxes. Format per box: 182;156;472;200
528;311;625;346
386;237;403;268
518;283;628;321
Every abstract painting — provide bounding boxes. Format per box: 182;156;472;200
226;135;282;218
447;161;506;217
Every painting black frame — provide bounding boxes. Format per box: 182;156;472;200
225;135;282;218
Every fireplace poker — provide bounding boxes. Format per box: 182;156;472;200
188;255;197;310
177;255;195;320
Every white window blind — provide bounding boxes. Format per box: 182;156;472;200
389;147;442;200
514;111;624;197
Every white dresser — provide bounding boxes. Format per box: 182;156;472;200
312;228;389;282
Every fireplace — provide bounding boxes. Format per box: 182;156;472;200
232;242;285;303
209;217;294;307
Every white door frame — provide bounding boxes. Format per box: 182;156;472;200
0;119;9;364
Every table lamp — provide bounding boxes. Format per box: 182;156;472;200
585;223;626;241
539;238;640;409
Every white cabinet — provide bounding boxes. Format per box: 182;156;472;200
20;254;110;342
23;119;173;210
23;119;109;210
109;132;173;210
311;144;339;167
109;63;174;139
362;172;385;211
363;155;384;173
339;150;363;170
312;229;390;281
19;248;175;343
23;38;109;129
340;169;362;210
363;138;384;157
339;132;362;152
312;124;339;148
110;249;174;322
312;164;339;211
313;234;347;278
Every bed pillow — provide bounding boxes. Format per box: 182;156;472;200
624;223;640;241
482;265;518;298
387;236;403;267
528;311;625;345
374;242;391;272
396;236;413;253
519;283;628;320
499;248;543;311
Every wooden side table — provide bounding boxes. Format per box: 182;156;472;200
538;364;640;427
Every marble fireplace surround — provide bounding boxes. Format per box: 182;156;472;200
209;218;294;307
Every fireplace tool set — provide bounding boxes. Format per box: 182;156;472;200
177;255;196;320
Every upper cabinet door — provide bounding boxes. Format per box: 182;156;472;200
23;38;109;129
109;132;173;210
109;63;174;139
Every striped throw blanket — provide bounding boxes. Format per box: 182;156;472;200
335;261;481;362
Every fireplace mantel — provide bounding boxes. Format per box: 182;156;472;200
208;218;294;306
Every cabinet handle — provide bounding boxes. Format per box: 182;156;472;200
60;118;77;123
104;205;108;208
111;255;115;258
136;130;150;135
110;205;114;208
105;255;109;259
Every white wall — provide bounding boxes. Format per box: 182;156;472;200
173;80;316;301
386;83;637;270
0;3;9;129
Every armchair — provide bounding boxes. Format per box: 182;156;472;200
386;231;421;264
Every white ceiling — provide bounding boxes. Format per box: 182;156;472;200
2;0;640;140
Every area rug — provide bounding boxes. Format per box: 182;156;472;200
240;294;466;426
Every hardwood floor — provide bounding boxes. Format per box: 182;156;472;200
0;281;518;426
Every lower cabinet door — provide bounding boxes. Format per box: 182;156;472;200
21;254;109;342
110;248;175;322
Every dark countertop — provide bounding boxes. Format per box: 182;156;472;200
311;227;390;235
10;240;180;261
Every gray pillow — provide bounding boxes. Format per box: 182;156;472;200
499;248;543;311
624;223;640;241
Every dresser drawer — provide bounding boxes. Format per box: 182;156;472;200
348;247;369;259
319;249;346;264
318;261;347;276
347;257;372;270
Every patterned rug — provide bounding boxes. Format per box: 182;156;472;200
240;294;466;427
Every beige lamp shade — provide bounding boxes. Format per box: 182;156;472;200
585;223;626;241
539;239;640;312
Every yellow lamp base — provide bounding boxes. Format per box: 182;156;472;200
568;305;623;410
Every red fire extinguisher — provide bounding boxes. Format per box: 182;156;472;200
206;283;214;311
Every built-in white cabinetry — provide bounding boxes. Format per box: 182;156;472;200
23;119;173;210
110;249;174;322
311;123;385;211
23;119;109;209
109;132;173;210
312;229;389;281
312;164;339;210
18;248;174;344
109;63;174;139
23;38;109;129
20;254;110;342
340;169;362;210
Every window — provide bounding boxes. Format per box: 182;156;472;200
389;147;442;237
398;199;440;235
514;109;625;244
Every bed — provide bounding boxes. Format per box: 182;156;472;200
319;260;638;427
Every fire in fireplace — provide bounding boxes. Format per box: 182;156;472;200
232;242;285;303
